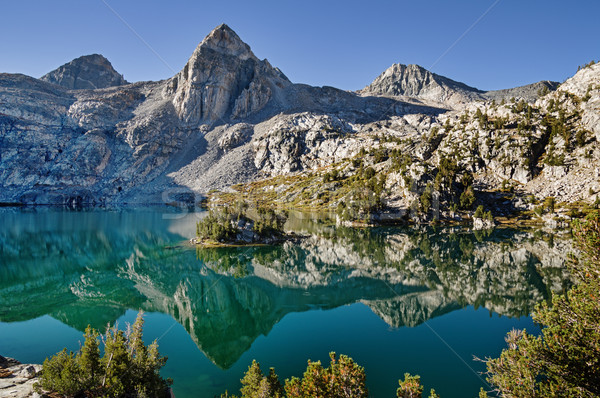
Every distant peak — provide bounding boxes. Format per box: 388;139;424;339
40;54;127;90
74;54;110;63
197;23;252;58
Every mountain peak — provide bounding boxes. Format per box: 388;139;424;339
40;54;127;90
196;23;253;59
360;62;482;107
170;24;290;124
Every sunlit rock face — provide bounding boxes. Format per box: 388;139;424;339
169;24;289;124
1;23;599;208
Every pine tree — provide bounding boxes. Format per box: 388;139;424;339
77;325;101;391
240;360;265;398
485;211;600;396
35;311;171;398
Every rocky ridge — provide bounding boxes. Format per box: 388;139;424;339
218;62;600;224
0;24;442;206
359;63;484;107
359;63;560;108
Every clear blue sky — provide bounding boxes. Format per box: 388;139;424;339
1;0;598;91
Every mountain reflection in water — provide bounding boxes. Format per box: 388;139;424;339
0;208;571;371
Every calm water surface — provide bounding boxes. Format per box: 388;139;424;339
0;208;571;397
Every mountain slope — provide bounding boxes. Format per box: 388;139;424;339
0;24;442;205
0;24;596;212
41;54;128;90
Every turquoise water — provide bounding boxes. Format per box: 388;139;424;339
0;208;570;397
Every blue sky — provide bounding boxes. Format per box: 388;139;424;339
1;1;598;91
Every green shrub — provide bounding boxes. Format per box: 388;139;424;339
474;205;485;219
253;207;287;237
396;373;439;398
484;211;600;396
544;196;556;213
196;208;238;242
35;311;171;398
222;353;368;398
363;167;376;180
459;186;476;210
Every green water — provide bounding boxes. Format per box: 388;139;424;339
0;208;571;397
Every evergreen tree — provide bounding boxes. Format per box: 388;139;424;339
35;311;171;398
485;211;600;397
240;360;265;398
77;325;101;392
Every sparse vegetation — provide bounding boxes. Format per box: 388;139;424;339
196;204;287;244
220;353;441;398
34;311;171;398
483;211;600;397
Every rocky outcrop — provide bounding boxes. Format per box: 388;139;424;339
0;356;41;398
483;80;559;103
559;62;600;142
360;63;559;108
41;54;128;90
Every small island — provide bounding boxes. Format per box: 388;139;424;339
191;204;294;247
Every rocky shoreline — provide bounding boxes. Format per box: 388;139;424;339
0;356;42;398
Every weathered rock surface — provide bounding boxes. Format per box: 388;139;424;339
0;24;444;205
41;54;128;90
0;356;42;398
483;80;559;103
360;63;484;108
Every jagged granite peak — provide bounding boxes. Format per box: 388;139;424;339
169;24;290;124
197;23;253;58
360;63;484;107
40;54;128;90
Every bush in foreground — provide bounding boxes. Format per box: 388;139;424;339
35;311;172;398
220;352;439;398
483;211;600;397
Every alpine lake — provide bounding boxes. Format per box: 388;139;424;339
0;207;572;397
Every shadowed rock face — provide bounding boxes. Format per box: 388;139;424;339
41;54;128;90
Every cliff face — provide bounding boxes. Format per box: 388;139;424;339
0;24;443;205
0;24;597;210
168;24;290;124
